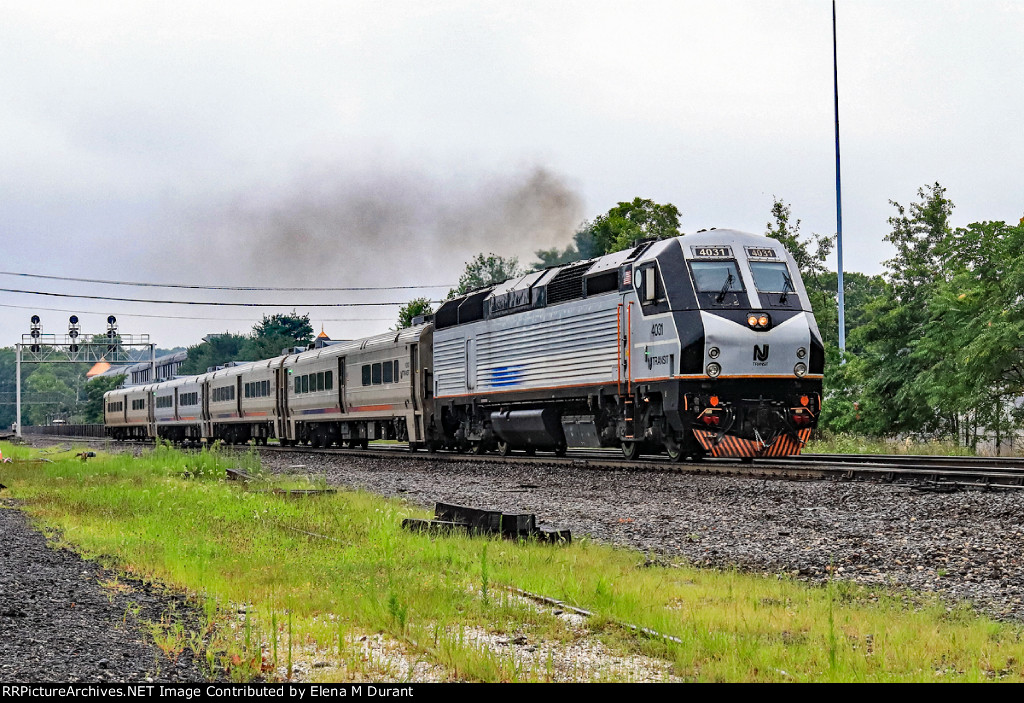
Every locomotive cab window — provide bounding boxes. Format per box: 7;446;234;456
689;260;746;307
749;261;799;307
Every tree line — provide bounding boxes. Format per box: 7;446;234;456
6;184;1019;449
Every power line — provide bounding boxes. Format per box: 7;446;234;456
0;287;441;307
0;270;451;291
0;302;394;322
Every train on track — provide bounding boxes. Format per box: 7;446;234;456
105;229;824;460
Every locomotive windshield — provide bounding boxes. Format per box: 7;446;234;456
690;260;746;293
749;261;793;293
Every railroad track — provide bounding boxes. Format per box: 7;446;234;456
21;432;1024;490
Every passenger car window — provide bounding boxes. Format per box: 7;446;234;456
362;365;371;386
372;363;382;385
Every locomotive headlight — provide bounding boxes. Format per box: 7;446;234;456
747;315;758;328
797;347;807;359
708;346;720;359
794;362;807;378
706;362;722;378
757;314;769;327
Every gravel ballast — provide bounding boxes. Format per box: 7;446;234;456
261;450;1024;622
0;501;208;683
5;439;1024;682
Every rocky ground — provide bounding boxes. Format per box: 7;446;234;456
262;450;1024;622
5;438;1024;682
0;500;209;683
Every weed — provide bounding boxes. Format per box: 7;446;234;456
5;440;1024;683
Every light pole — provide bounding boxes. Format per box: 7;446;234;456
833;0;847;354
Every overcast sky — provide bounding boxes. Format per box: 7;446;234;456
2;0;1022;348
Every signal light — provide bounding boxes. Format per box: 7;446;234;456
800;395;809;407
30;328;40;338
710;396;720;407
69;315;79;325
107;315;117;325
69;344;79;353
31;315;41;325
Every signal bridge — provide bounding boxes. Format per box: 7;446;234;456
14;314;154;438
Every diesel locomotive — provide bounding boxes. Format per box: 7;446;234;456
105;229;823;460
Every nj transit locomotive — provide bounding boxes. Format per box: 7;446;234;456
105;230;823;460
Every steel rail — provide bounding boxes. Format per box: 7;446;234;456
21;434;1024;489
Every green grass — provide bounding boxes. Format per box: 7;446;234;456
807;432;976;456
1;440;1023;682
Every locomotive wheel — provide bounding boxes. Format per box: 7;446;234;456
621;442;641;460
497;440;512;457
665;439;684;462
473;442;486;455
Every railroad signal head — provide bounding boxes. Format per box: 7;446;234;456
107;315;117;325
31;315;41;325
69;344;79;353
69;315;79;325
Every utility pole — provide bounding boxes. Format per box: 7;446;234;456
833;0;847;354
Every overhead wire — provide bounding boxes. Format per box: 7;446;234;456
0;286;442;307
0;302;394;323
0;270;452;292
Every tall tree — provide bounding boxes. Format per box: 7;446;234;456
914;219;1024;448
857;183;955;436
241;313;315;360
533;197;682;267
178;333;249;375
395;298;434;330
449;254;524;297
590;197;681;254
82;374;125;423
